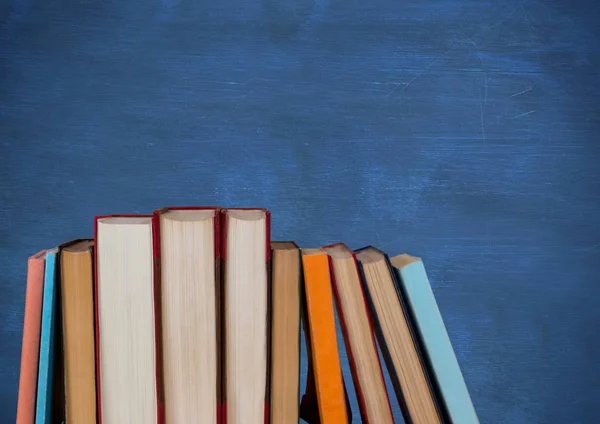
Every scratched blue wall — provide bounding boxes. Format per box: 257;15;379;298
1;0;599;422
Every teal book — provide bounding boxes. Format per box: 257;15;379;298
390;254;480;424
35;248;58;424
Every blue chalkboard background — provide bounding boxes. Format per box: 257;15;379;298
1;0;599;422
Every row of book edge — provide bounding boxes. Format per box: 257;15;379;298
16;206;479;424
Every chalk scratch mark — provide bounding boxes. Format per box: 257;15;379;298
385;55;444;100
233;88;254;112
511;87;533;97
511;110;536;119
460;35;488;144
480;72;488;143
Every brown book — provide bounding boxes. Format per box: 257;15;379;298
322;243;394;424
269;242;301;424
60;240;97;424
356;247;443;424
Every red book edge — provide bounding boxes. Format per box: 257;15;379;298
94;214;163;424
323;243;394;424
153;206;222;424
220;208;271;424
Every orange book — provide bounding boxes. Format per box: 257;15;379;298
16;251;47;424
299;249;349;423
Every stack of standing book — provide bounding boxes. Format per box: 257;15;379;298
16;206;479;424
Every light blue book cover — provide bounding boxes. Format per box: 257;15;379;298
391;254;480;424
35;248;58;424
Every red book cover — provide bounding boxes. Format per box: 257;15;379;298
152;206;222;424
323;243;394;424
220;208;271;424
16;251;46;424
94;214;164;424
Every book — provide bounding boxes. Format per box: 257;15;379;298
299;248;350;424
269;242;301;424
35;248;58;424
60;240;97;424
154;207;221;424
16;250;46;424
391;254;479;424
322;243;394;424
356;247;443;424
221;208;270;424
95;215;162;424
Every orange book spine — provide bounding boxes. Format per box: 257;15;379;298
16;251;46;424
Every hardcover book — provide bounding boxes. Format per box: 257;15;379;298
269;242;301;424
221;208;271;424
153;206;221;424
60;240;97;424
356;246;444;424
35;248;58;424
391;254;479;424
16;250;46;424
322;243;394;424
94;215;163;424
299;248;350;424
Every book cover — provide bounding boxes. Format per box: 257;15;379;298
391;255;479;424
35;248;58;424
94;214;164;424
59;239;97;424
220;208;271;424
299;248;351;424
16;250;46;424
153;206;221;424
269;241;301;424
324;243;393;424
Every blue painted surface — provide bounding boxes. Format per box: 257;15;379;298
1;0;599;422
